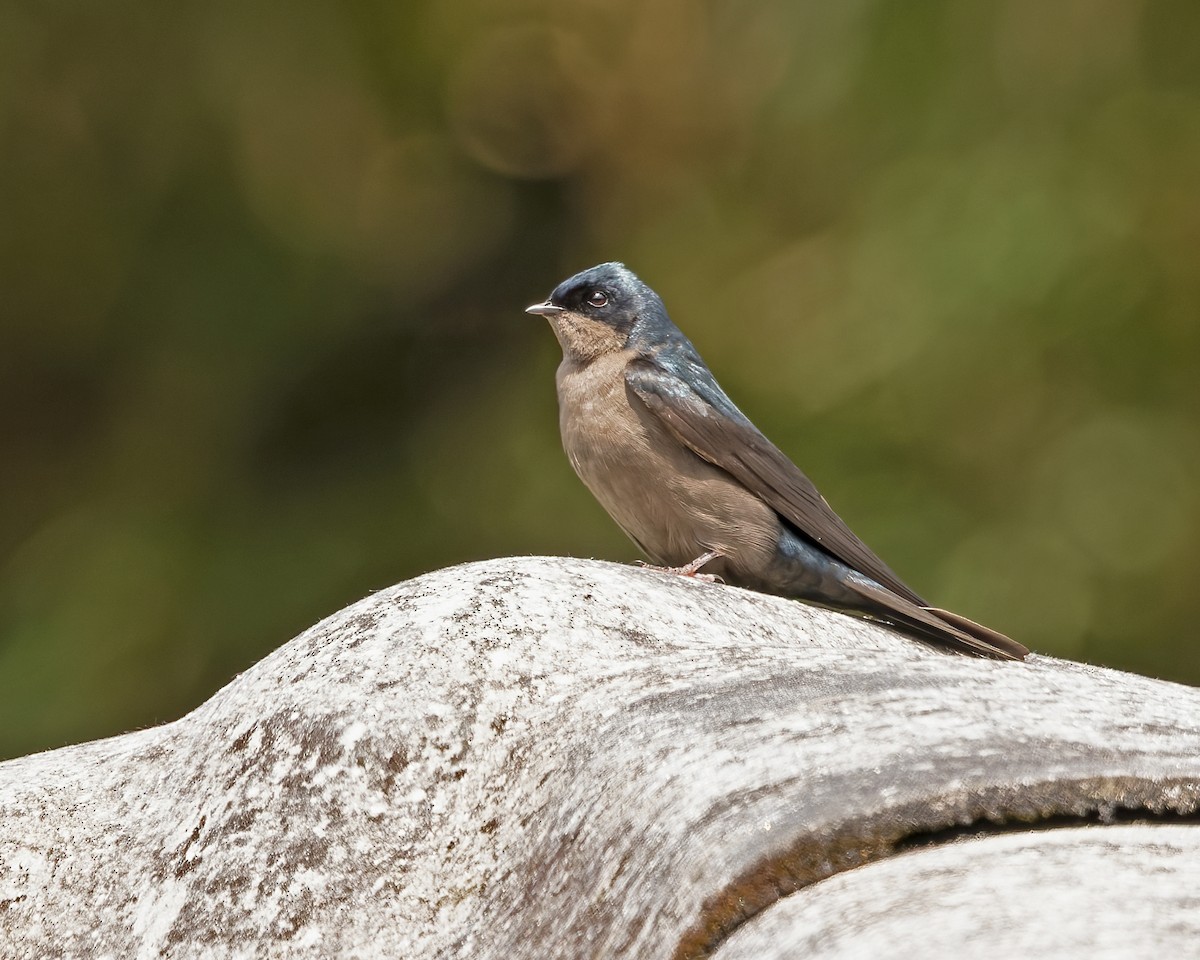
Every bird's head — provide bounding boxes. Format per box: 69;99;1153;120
526;262;667;363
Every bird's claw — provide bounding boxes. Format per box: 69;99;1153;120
636;550;725;584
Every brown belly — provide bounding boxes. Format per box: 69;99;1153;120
557;355;780;576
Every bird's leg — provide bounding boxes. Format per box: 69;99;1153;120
637;549;725;584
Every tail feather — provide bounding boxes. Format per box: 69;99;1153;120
844;577;1028;661
923;606;1029;660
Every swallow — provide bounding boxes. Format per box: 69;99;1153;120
526;262;1028;659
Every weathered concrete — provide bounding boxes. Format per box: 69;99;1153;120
1;557;1198;959
715;823;1200;959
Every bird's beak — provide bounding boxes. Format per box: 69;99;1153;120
525;301;565;317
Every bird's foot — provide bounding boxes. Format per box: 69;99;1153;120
636;550;725;583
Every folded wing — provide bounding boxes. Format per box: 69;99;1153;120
625;355;1028;660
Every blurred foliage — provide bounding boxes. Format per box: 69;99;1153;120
2;0;1199;760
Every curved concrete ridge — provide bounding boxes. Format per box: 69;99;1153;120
713;824;1200;959
0;556;1197;958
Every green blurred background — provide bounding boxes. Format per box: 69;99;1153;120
3;0;1199;760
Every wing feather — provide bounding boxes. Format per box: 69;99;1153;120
625;356;925;605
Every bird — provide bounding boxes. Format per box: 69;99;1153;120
525;262;1028;660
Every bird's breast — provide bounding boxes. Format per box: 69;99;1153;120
556;352;652;480
555;353;780;572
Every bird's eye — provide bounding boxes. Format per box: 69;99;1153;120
587;290;608;308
